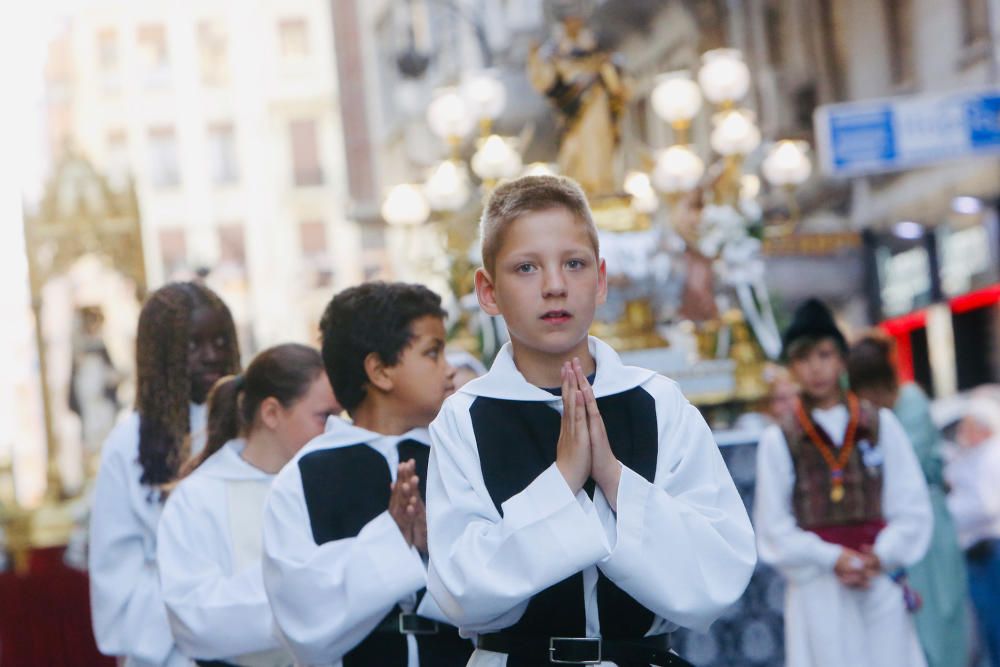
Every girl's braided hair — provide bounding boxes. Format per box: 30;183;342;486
135;281;240;496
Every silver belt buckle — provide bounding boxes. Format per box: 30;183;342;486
549;636;602;664
398;612;439;635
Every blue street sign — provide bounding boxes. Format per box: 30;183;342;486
815;87;1000;177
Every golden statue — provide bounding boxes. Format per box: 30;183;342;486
528;13;629;197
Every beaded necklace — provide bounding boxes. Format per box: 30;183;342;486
795;392;860;503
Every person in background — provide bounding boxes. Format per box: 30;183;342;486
848;333;969;667
445;349;487;392
733;364;798;433
157;343;339;667
261;282;470;667
90;282;241;667
945;396;1000;667
766;363;800;423
754;298;932;667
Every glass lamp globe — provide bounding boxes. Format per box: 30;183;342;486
471;135;522;181
762;140;812;186
624;171;660;214
651;145;705;193
710;110;761;156
461;70;507;121
651;72;703;125
522;162;558;177
697;49;751;105
424;160;471;212
381;184;430;226
426;88;476;141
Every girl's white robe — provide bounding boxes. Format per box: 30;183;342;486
425;337;758;667
89;404;206;667
754;403;933;667
157;439;293;667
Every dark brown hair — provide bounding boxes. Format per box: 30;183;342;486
136;282;240;496
480;174;599;276
319;282;446;414
184;343;326;475
847;333;899;394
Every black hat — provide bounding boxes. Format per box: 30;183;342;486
781;298;847;360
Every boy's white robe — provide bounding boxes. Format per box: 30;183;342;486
261;419;451;667
157;439;292;667
754;403;933;667
425;337;758;666
89;404;206;667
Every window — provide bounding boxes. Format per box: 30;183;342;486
289;119;323;186
883;0;914;86
278;19;309;59
961;0;990;46
106;129;130;191
159;228;187;276
97;28;118;70
137;24;169;84
147;126;180;188
207;123;238;185
765;0;784;69
299;220;332;287
198;21;228;85
217;223;246;267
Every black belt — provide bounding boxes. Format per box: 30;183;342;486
375;611;441;635
195;661;239;667
477;632;692;666
966;538;997;563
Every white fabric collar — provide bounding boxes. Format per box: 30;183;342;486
460;336;655;402
298;416;431;459
195;438;275;481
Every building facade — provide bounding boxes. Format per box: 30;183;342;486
42;0;363;350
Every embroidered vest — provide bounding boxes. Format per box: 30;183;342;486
469;388;660;666
780;400;883;529
297;440;472;667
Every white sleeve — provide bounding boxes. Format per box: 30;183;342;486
873;409;933;570
591;382;757;632
261;460;427;666
157;482;281;660
88;424;175;665
753;424;843;582
426;401;611;633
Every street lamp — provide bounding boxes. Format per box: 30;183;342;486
461;70;507;135
624;171;659;214
426;87;476;149
651;72;702;143
761;140;812;231
381;183;430;227
710;109;761;156
424;160;471;212
651;145;705;194
761;140;812;187
470;134;522;185
697;49;751;106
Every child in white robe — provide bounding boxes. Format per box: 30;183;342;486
157;343;338;667
426;175;757;666
89;282;241;667
261;282;471;667
754;298;932;667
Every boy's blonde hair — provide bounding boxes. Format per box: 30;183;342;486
479;175;600;276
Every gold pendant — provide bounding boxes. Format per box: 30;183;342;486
830;484;845;503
